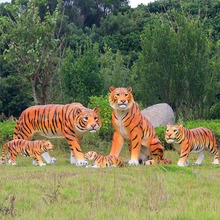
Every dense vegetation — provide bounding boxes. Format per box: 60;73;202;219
0;0;220;122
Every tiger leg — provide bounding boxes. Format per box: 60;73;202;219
33;154;46;166
8;152;17;165
192;151;204;165
211;148;219;165
142;138;164;165
110;131;124;157
41;152;56;164
128;132;142;165
177;143;190;166
65;138;88;166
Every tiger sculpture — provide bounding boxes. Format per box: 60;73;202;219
165;124;219;166
13;103;101;166
84;151;124;168
108;86;169;166
1;139;54;166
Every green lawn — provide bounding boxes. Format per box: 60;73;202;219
0;147;220;220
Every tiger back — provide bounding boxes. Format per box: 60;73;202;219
84;151;124;168
13;103;101;166
165;124;219;166
1;139;54;166
108;86;169;166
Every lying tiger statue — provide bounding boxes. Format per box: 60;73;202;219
1;139;54;166
165;124;219;166
108;86;170;166
84;151;124;168
13;103;101;166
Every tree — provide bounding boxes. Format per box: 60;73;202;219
0;75;33;117
0;0;65;105
133;11;216;120
61;41;103;105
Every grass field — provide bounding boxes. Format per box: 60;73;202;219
0;145;220;220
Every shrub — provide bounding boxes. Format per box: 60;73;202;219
210;102;220;119
0;120;16;145
88;95;113;141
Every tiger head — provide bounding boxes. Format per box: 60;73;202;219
74;107;101;133
165;124;183;144
84;151;98;160
109;86;134;111
41;140;54;151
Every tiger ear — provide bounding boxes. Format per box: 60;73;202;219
93;107;100;114
109;86;115;92
127;87;132;93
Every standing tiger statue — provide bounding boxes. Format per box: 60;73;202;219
108;86;169;165
13;103;101;166
165;124;219;166
1;139;54;166
84;151;124;168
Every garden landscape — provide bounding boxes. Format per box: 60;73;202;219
0;0;220;219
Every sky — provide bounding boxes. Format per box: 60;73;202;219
0;0;155;8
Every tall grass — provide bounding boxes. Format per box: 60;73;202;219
0;147;220;220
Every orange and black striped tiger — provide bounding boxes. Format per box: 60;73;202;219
84;151;124;168
13;103;101;166
165;124;219;166
1;139;54;166
108;86;169;165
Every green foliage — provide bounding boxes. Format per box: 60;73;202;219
61;42;103;105
155;126;167;148
0;120;16;145
99;46;134;91
88;95;113;140
0;75;33;117
0;0;64;105
133;11;216;120
210;102;220;119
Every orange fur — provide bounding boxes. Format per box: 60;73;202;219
13;103;101;165
108;86;168;165
84;151;124;168
165;124;219;166
2;140;54;166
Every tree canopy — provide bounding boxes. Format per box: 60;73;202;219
0;0;219;120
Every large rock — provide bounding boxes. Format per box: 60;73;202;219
141;103;175;128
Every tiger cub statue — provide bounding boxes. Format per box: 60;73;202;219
13;103;101;166
1;139;54;166
165;124;219;166
108;86;170;166
84;151;124;168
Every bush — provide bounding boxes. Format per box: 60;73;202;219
210;102;220;119
88;95;113;141
0;120;16;145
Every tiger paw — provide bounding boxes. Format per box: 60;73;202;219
76;160;88;167
128;159;139;166
91;165;100;168
39;163;46;166
192;162;201;165
50;157;57;164
212;160;219;165
177;161;189;167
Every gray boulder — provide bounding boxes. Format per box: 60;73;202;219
141;103;175;128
